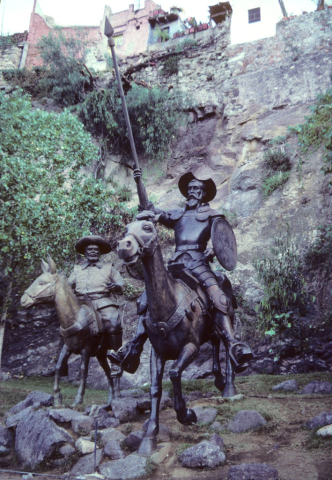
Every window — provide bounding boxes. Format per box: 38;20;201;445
114;35;123;46
248;7;261;23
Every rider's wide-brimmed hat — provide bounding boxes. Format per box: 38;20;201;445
75;235;111;255
178;172;217;203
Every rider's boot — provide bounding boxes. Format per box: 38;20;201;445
107;315;148;374
207;286;254;373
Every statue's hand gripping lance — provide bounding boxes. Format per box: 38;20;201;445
104;17;149;210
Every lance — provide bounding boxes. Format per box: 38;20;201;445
104;17;149;210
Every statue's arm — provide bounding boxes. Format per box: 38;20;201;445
67;270;76;289
108;266;125;294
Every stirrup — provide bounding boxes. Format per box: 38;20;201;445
229;341;254;373
107;343;140;374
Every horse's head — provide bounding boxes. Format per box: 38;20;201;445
21;255;58;308
117;212;159;266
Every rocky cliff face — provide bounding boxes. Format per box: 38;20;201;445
2;9;332;386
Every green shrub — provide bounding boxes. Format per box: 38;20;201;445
261;145;292;197
289;89;332;180
261;171;290;197
163;55;179;76
254;230;310;341
37;27;91;105
76;84;186;162
2;67;49;97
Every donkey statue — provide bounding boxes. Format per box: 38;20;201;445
21;255;120;407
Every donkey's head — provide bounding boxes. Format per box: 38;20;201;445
21;255;58;308
117;212;159;266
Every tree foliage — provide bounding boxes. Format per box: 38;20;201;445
37;28;91;105
76;84;186;162
0;90;126;295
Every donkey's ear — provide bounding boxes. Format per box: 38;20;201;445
41;259;50;273
47;254;57;274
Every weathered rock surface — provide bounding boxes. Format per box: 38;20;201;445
110;397;144;423
75;437;95;454
6;406;37;429
72;415;95;435
7;390;54;416
89;404;120;429
209;433;225;450
192;407;218;425
178;440;226;468
316;425;332;437
104;439;126;460
15;409;73;469
49;407;84;424
70;448;103;476
227;410;267;433
0;425;14;455
272;380;298;392
228;462;279;480
98;427;125;446
305;412;332;430
99;454;147;479
124;430;145;450
300;381;332;395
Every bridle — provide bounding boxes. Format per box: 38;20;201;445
127;229;159;258
23;274;59;302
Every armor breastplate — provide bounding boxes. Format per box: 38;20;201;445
174;210;210;251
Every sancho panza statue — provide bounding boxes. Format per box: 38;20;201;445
69;235;125;377
109;171;253;374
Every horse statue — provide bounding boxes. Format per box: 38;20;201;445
20;255;121;407
117;215;238;455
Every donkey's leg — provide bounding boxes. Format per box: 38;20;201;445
222;338;237;398
211;333;225;393
54;344;71;407
138;347;164;456
169;342;198;425
73;347;91;407
96;353;116;405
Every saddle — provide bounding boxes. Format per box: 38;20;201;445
59;299;104;338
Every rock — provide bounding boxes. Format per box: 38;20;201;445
75;437;95;454
142;421;171;442
110;398;139;423
227;410;266;433
15;409;73;469
228;462;279;480
0;425;14;455
305;412;332;430
76;474;105;480
272;379;298;392
124;430;145;449
209;433;225;450
300;381;332;394
72;415;95;435
192;407;217;424
98;427;125;446
136;397;151;414
59;443;76;456
316;425;332;437
70;449;103;476
150;442;172;464
6;406;37;429
99;454;147;479
104;439;126;459
178;440;226;468
49;408;84;424
89;405;119;428
210;421;223;432
7;391;54;416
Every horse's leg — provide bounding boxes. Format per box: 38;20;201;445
54;344;71;407
169;342;198;425
96;353;116;405
211;333;225;393
138;347;164;456
72;346;91;407
222;337;237;398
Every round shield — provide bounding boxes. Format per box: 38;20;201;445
211;217;237;271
